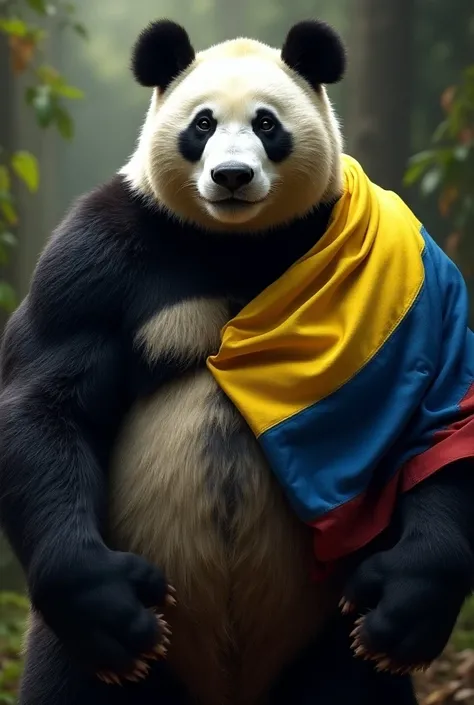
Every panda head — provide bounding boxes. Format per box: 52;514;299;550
122;19;346;232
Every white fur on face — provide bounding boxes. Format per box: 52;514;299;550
121;38;343;232
192;102;278;225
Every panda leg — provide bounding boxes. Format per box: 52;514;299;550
268;612;418;705
18;617;190;705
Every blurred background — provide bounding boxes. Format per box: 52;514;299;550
0;1;473;702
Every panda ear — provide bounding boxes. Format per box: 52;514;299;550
131;19;195;91
281;20;346;88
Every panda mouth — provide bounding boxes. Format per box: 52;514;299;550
206;197;264;209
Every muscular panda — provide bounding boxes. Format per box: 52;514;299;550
0;18;473;705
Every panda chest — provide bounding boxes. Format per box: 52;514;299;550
110;296;292;554
109;298;327;705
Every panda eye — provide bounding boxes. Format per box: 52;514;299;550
259;116;275;132
196;116;212;132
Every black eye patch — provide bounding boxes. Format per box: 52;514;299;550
252;109;293;163
178;108;217;162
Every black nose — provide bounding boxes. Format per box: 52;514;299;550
211;163;254;191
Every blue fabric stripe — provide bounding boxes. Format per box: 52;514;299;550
259;226;474;523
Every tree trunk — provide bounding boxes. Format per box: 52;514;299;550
345;0;415;192
0;39;14;334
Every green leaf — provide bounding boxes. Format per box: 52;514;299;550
0;282;17;313
72;22;88;39
54;83;84;99
26;0;48;14
0;198;18;226
0;591;29;610
453;145;471;161
403;151;436;187
0;17;29;37
404;162;429;187
408;149;438;164
0;166;10;193
11;151;39;192
0;232;17;248
36;64;60;85
25;86;36;106
432;119;450;144
54;105;74;139
27;85;55;127
420;167;443;196
0;694;16;705
37;66;84;99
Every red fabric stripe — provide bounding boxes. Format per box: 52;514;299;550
309;383;474;579
402;382;474;490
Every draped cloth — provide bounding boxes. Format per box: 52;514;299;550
207;155;474;570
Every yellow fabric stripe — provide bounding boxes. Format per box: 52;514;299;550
207;155;425;437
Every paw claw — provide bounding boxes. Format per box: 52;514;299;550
153;643;168;658
142;651;159;661
377;658;392;671
97;671;123;686
133;660;150;674
131;670;148;680
339;598;356;615
347;610;436;678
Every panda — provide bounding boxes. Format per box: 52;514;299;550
1;17;473;705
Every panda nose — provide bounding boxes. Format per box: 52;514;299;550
211;163;254;191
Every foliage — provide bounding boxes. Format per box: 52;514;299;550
404;65;474;280
0;0;87;312
0;592;28;705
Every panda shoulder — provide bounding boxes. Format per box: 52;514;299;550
29;176;152;336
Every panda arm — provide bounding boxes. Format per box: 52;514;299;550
344;460;474;671
0;210;128;571
0;200;168;674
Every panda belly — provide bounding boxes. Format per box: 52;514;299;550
110;370;336;705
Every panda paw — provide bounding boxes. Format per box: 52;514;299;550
339;538;472;674
96;611;172;686
30;545;176;685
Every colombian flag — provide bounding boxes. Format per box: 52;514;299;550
207;154;474;568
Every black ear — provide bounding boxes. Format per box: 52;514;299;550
131;19;195;91
281;20;346;88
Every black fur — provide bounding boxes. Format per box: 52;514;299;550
281;20;346;88
252;109;293;163
1;175;473;705
178;108;217;162
19;614;189;705
343;463;474;667
270;614;418;705
131;20;195;90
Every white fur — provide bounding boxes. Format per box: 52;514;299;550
110;367;337;705
135;298;229;363
195;107;276;225
120;37;343;232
